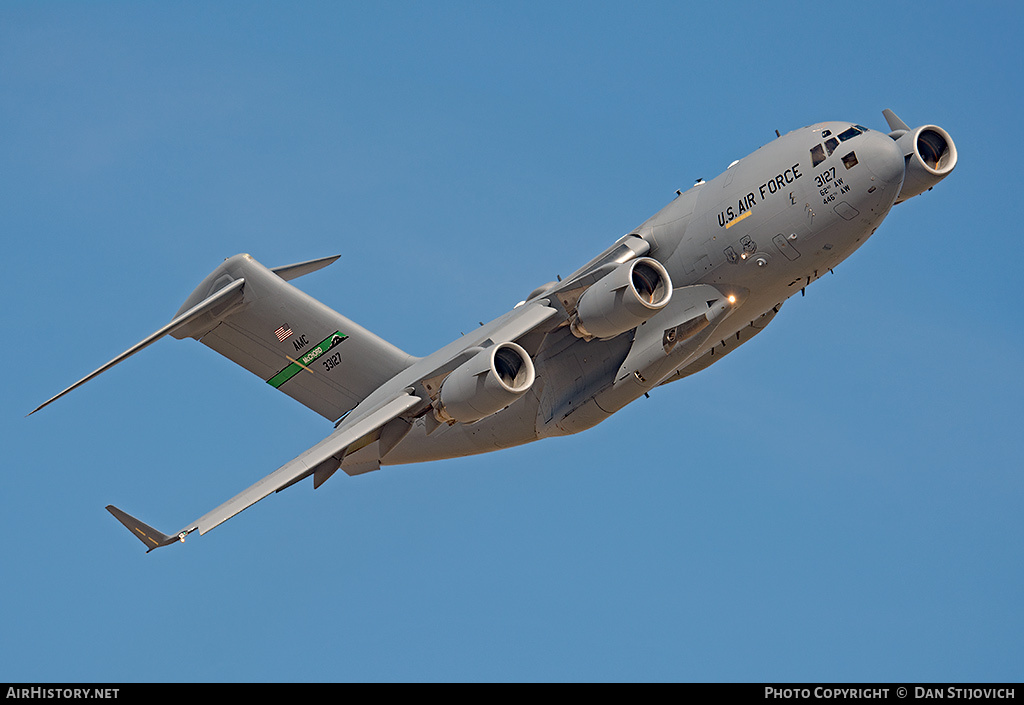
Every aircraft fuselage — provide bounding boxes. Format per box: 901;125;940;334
384;121;909;464
32;110;958;549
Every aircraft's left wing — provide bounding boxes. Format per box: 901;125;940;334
107;392;423;551
96;294;565;552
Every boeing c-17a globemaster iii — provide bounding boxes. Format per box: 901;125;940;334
30;109;957;551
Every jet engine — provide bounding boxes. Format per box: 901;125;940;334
570;257;672;340
434;342;535;424
891;123;957;204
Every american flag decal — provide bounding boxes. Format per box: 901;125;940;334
274;324;293;342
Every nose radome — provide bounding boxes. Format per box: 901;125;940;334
864;131;905;185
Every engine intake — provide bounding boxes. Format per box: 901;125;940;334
434;342;535;424
571;257;673;340
893;124;957;204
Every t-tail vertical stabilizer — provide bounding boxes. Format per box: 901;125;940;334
170;254;416;421
29;254;416;422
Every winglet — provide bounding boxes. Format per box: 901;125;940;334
106;505;185;552
882;109;910;133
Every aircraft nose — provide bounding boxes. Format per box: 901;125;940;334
863;130;905;186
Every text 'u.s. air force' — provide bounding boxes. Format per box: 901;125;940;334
718;163;803;228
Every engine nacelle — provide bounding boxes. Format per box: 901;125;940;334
892;124;957;204
435;342;535;424
571;257;673;340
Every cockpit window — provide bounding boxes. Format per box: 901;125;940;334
855;125;869;132
838;126;862;141
824;137;840;155
810;143;826;167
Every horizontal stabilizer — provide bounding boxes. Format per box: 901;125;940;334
270;255;341;282
28;278;246;416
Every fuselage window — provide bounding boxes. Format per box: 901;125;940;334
810;143;826;167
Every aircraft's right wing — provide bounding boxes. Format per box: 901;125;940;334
107;392;423;551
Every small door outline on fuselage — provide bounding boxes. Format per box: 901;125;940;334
772;233;801;261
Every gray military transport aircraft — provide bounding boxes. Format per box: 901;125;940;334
31;109;956;551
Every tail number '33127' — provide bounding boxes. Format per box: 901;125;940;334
322;352;342;371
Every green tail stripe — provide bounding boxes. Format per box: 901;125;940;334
268;363;303;389
267;332;348;389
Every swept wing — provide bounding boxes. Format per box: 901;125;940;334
32;254;566;550
106;392;423;551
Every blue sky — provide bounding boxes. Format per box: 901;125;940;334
2;1;1021;682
